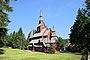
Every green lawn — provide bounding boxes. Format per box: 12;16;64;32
0;48;81;60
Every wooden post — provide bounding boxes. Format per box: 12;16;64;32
32;43;35;52
32;46;35;52
44;48;46;52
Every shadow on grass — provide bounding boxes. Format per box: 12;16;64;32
60;51;71;53
0;49;4;55
60;51;81;55
72;52;81;55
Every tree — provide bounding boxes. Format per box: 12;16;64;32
64;39;70;44
17;27;26;49
70;0;90;50
70;0;90;59
70;8;85;50
0;0;17;40
14;32;20;48
84;22;90;51
2;34;9;47
12;31;16;48
26;31;31;49
58;37;65;47
81;48;88;60
8;33;13;47
1;27;27;50
84;0;90;52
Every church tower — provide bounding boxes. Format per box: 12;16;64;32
37;10;45;32
52;25;57;38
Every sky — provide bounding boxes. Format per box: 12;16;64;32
7;0;85;39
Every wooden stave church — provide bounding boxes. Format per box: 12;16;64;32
28;10;60;52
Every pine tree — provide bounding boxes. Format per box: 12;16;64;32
26;32;31;49
2;34;9;47
70;8;85;50
70;0;89;59
70;0;90;51
84;0;90;51
15;32;19;48
17;27;26;49
12;31;16;48
1;27;27;49
0;0;17;40
8;33;13;47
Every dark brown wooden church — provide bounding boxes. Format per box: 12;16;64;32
29;10;60;52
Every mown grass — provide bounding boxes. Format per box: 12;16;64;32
0;48;81;60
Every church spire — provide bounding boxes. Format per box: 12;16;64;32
53;25;55;32
30;26;34;38
37;10;45;32
32;26;33;31
52;25;57;37
39;10;43;20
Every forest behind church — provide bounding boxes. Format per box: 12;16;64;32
0;27;65;50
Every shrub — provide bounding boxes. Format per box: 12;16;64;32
66;45;80;52
61;47;64;51
46;44;55;54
